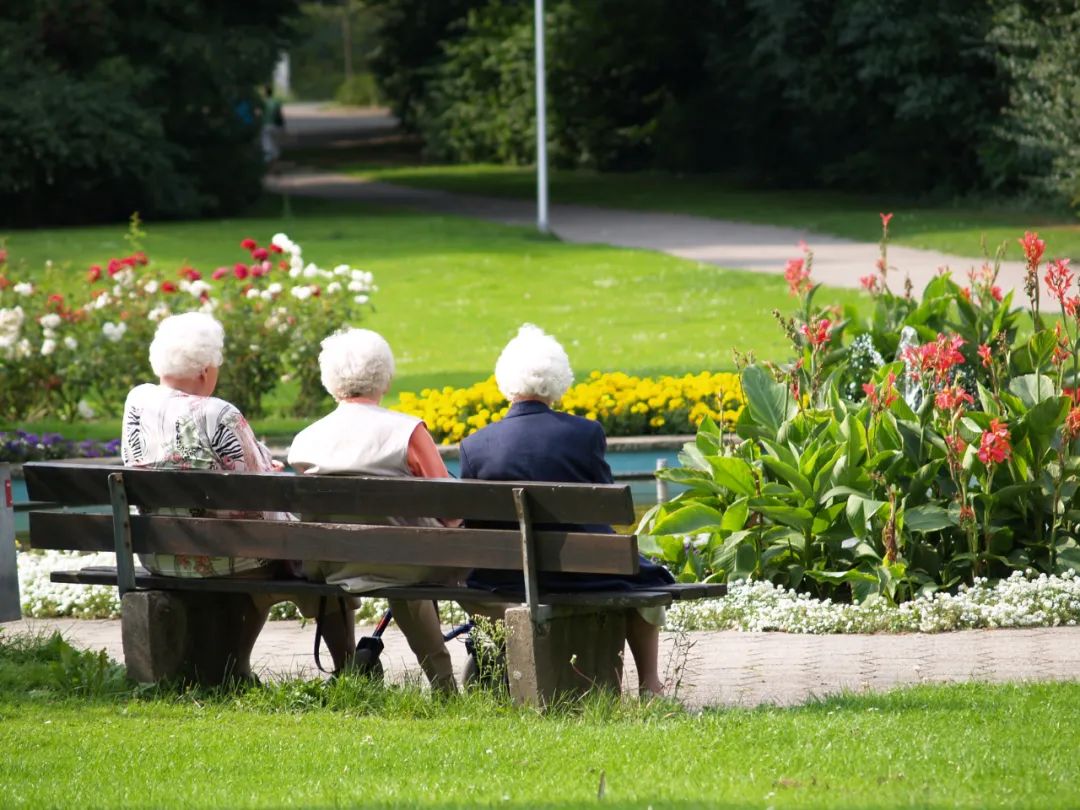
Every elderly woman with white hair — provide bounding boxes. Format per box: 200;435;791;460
288;328;459;693
121;311;355;672
459;324;675;696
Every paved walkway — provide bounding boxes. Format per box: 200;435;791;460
7;618;1079;708
273;104;1029;294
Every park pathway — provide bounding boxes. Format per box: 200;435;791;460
271;105;1029;294
8;617;1080;709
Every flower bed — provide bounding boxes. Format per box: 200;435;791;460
641;218;1080;606
1;430;119;464
0;220;375;421
396;371;745;444
16;550;1080;634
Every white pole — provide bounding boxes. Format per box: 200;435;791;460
534;0;549;234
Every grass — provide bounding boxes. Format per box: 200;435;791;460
3;196;866;438
341;161;1080;261
1;631;1080;808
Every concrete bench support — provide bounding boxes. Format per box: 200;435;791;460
504;606;626;706
122;590;264;685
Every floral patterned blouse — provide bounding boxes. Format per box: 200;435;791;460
120;383;282;577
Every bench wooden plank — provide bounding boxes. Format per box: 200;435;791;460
22;463;636;524
28;512;641;575
48;567;675;608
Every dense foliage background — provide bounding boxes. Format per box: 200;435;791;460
0;0;299;225
369;0;1079;205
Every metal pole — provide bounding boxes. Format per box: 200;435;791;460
0;464;21;622
534;0;549;234
655;458;669;505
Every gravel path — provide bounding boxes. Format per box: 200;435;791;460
8;617;1079;708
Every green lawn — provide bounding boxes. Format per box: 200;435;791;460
4;197;865;436
347;162;1080;261
1;633;1078;808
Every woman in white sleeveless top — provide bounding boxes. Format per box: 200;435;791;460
289;329;459;692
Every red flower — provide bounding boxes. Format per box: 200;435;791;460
161;281;178;293
862;382;877;404
978;419;1012;466
864;372;898;410
179;266;201;281
784;257;811;297
960;287;972;301
1045;258;1073;304
211;266;229;281
240;238;257;251
859;275;879;293
87;265;103;283
934;385;974;412
990;286;1003;302
252;247;269;261
903;333;966;384
133;251;149;266
107;258;124;276
278;259;289;270
978;344;992;368
1065;407;1080;442
1066;297;1080;318
269;243;283;254
1020;231;1046;270
47;293;64;309
0;275;9;290
233;263;249;280
880;212;894;229
251;262;268;278
800;318;832;348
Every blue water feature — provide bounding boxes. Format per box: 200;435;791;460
10;448;685;532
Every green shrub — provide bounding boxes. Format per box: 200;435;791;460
335;73;381;107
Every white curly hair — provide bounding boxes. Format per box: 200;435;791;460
319;328;395;400
149;312;225;378
494;324;574;402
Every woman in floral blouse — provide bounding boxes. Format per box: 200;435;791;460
121;312;354;670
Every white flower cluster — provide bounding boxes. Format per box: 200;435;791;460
17;550;121;619
272;232;376;304
0;305;28;359
668;570;1080;634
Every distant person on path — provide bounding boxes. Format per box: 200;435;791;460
458;324;676;696
120;312;355;673
260;85;284;163
288;328;461;693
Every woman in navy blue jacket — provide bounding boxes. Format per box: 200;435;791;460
459;325;674;695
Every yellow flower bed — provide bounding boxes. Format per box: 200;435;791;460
395;371;745;444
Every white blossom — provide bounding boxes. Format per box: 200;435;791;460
147;304;170;322
38;313;61;329
290;286;312;301
92;293;111;310
63;336;78;350
102;321;127;342
326;282;342;294
354;295;369;305
40;338;56;356
144;280;159;294
267;282;283;295
246;288;261;300
77;400;95;419
13;282;33;296
189;280;211;299
302;263;319;279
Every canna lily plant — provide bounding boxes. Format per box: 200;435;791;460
640;219;1080;604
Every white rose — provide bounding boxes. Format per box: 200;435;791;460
189;280;211;298
15;338;31;358
42;328;57;340
13;282;33;296
77;400;96;419
246;288;260;299
326;282;342;294
290;286;312;301
347;280;366;292
40;339;56;356
148;304;169;322
333;264;350;276
102;322;127;342
353;295;369;305
302;263;319;279
267;282;283;295
39;313;61;329
144;280;159;294
63;336;78;350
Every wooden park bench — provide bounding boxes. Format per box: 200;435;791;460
18;461;725;705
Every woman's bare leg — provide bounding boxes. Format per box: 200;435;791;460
626;611;664;696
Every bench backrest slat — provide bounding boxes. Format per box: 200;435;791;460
22;463;635;525
28;512;640;575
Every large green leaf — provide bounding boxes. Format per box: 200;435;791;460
741;364;797;433
760;456;813;500
651;503;726;535
707;456;756;496
1009;373;1056;409
904;504;955;532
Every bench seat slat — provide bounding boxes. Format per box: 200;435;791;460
22;463;635;525
29;512;640;575
49;567;675;608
